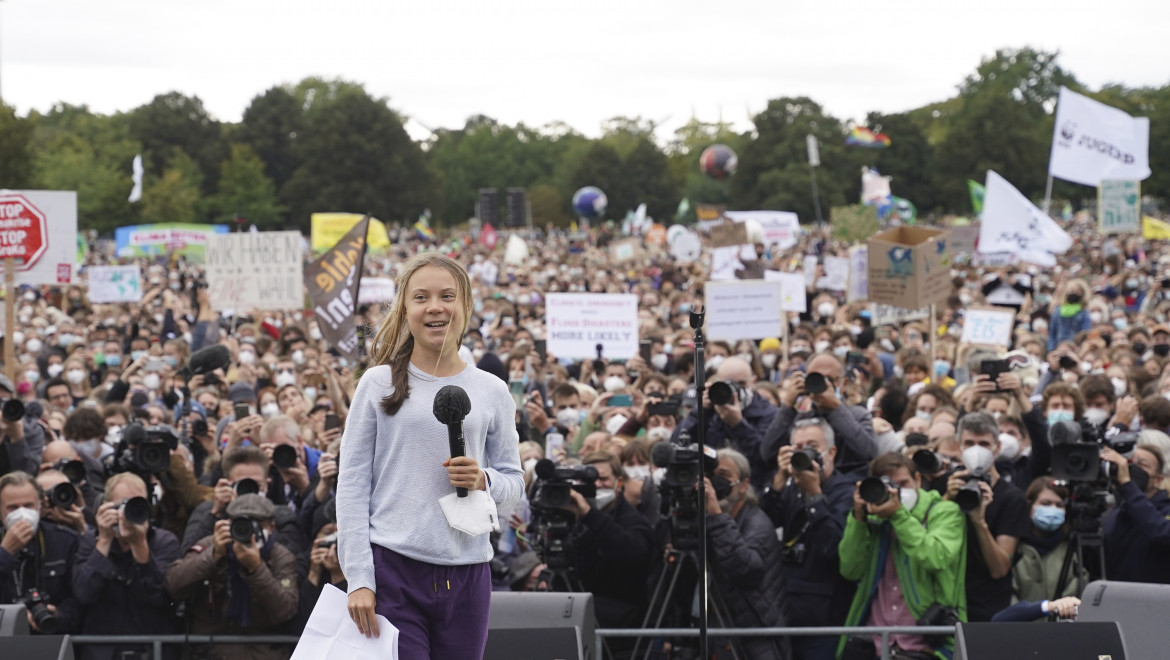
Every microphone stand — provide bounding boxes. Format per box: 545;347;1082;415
690;306;709;660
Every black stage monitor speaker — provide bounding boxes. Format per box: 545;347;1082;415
486;592;595;660
0;635;74;660
1078;580;1170;660
955;621;1126;660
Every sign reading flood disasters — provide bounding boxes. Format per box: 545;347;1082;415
205;231;304;312
546;293;638;360
0;190;78;285
704;279;783;342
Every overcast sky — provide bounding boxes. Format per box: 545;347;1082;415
3;0;1167;143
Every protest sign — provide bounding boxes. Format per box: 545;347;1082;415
765;270;807;312
1098;180;1140;234
669;230;702;263
546;293;638;360
1;191;78;285
803;255;818;287
867;226;950;309
871;304;930;327
980;171;1072;266
724;211;800;250
206;231;304;312
609;238;641;263
305;217;368;361
695;203;726;222
817;256;849;292
949;224;980;256
709;246;747;281
310;213;390;253
87;265;142;303
708;221;748;248
114;223;229;262
1049;86;1151;187
960;308;1015;347
358;277;396;304
847;246;868;302
704;280;783;342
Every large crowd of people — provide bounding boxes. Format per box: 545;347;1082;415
3;213;1170;660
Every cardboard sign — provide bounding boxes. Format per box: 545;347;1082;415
87;265;142;303
704;279;784;342
960;308;1015;347
765;270;808;312
546;293;638;360
867;226;951;309
609;238;641;264
949;224;980;256
357;277;396;304
708;221;748;248
1099;180;1141;234
848;245;868;302
206;231;304;312
871;304;930;327
817;255;849;292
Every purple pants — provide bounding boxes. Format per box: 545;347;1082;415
372;544;491;660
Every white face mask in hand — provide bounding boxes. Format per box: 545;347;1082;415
439;490;500;536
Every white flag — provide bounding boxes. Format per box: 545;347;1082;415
860;167;891;205
1049;87;1151;186
128;154;144;203
979;170;1072;266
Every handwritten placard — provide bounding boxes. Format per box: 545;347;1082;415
765;270;808;312
708;221;748;248
960;308;1015;346
87;265;142;303
206;231;304;311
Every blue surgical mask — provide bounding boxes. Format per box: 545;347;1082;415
104;354;123;367
164;356;179;368
131;350;148;361
1032;505;1065;532
1047;410;1075;425
934;360;951;377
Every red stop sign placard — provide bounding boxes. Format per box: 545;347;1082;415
0;194;48;270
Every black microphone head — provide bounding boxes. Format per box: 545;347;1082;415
122;422;146;446
189;344;232;375
534;458;557;480
650;441;675;468
433;385;472;425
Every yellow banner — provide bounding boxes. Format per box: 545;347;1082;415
1143;215;1170;240
310;213;390;252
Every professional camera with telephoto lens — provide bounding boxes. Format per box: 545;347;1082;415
108;423;180;475
1049;419;1144;532
230;516;266;544
1;397;25;422
23;588;58;634
790;446;822;472
859;475;895;505
233;478;261;496
953;467;992;513
117;496;152;525
52;458;87;485
803;372;828;395
46;483;77;510
528;459;599;569
272;444;299;470
708;380;750;409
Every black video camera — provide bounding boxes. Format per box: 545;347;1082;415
109;423;180;475
1050;420;1140;485
531;459;598;509
651;437;722;549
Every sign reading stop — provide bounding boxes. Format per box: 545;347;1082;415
0;194;48;270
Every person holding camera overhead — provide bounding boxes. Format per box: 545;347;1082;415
0;374;47;476
837;453;966;660
336;253;524;659
164;493;300;660
0;471;83;634
1102;443;1170;584
671;356;778;489
764;353;878;479
72;473;181;660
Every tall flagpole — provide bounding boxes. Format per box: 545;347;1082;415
1042;175;1054;215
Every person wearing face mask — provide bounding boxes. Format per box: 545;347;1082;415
557;452;653;652
759;418;855;660
838;452;967;660
700;448;791;660
164;494;300;657
1101;444;1170;584
1046;280;1091;352
72;473;181;660
0;471;84;634
1008;477;1086;606
941;413;1031;623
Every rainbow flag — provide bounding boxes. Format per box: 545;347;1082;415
414;216;435;241
846;127;891;148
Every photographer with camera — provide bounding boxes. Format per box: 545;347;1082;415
41;439;106;513
1102;443;1170;583
838;453;966;660
943;412;1031;622
701;448;791;660
165;493;300;660
765;353;877;480
258;415;322;513
36;469;89;536
0;374;47;476
0;471;83;634
672;357;778;489
759;417;855;660
182;446;308;572
72;473;181;660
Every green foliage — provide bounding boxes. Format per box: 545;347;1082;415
830;204;880;243
128;92;227;195
208;144;285;228
140;151;203;224
0;104;34;189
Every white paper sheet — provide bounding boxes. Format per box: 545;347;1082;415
290;583;399;660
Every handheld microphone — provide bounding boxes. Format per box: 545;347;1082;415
433;385;473;497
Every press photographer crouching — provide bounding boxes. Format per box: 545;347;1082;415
838;453;966;660
702;448;791;660
0;471;83;634
1102;443;1170;583
164;494;300;660
72;473;181;660
759;417;855;660
531;452;653;653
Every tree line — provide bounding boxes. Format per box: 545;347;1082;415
1;47;1166;234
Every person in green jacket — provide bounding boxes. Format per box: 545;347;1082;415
837;453;967;660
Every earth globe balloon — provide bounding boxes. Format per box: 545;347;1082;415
699;144;738;180
572;186;608;220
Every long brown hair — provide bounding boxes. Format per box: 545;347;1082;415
369;253;473;415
